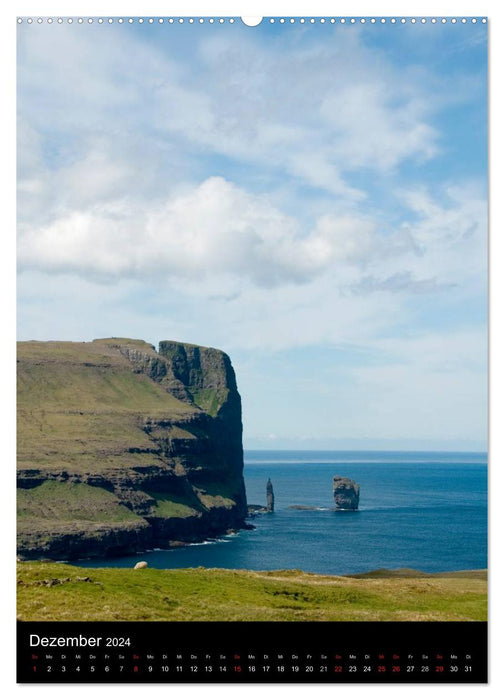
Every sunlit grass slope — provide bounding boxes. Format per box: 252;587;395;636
17;563;487;622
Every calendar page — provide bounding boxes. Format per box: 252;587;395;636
16;13;488;684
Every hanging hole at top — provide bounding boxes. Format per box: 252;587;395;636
241;17;263;27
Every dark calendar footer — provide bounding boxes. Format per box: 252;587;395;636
17;620;487;683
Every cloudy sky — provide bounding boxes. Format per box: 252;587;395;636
17;18;487;450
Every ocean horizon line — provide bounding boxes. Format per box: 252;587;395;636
243;448;488;456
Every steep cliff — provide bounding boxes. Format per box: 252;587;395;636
17;338;248;560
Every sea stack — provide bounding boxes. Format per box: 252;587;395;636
333;476;360;510
266;478;275;512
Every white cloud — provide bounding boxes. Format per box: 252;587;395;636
320;82;438;170
150;31;442;192
18;24;476;295
17;171;487;366
396;182;487;286
17;23;446;210
18;176;379;286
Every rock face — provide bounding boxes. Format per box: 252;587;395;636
266;478;274;512
17;338;248;560
333;476;360;510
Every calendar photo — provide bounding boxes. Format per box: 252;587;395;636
16;13;488;683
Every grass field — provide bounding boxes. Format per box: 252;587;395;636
17;481;144;524
17;562;487;622
17;338;196;473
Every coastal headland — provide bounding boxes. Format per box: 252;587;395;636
17;338;248;560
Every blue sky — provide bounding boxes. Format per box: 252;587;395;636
17;18;487;450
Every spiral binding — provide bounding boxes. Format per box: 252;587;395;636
16;17;488;26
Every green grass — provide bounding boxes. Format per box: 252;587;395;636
16;563;487;622
147;491;201;518
347;567;488;580
17;339;197;474
17;354;193;414
145;486;237;516
191;388;229;417
148;425;197;440
191;479;241;510
17;481;143;526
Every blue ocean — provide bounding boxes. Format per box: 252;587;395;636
77;450;487;575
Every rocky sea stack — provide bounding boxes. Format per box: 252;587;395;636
266;478;275;512
333;476;360;510
17;338;248;560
